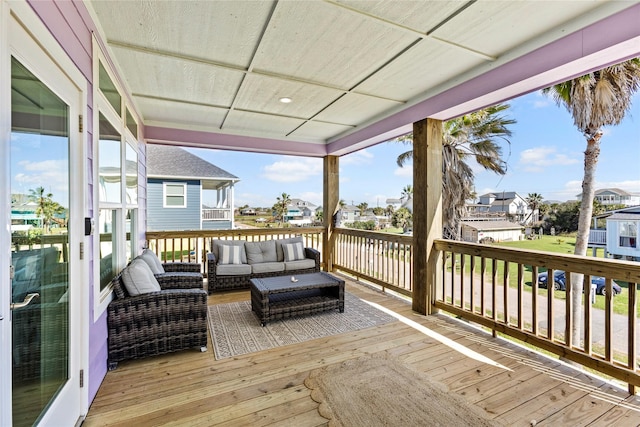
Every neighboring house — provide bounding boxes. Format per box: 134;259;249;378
240;208;256;215
146;145;239;231
334;205;358;227
461;220;524;243
578;188;640;207
385;198;402;210
589;206;640;260
474;192;534;224
284;199;317;226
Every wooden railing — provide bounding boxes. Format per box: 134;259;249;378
433;239;640;393
145;227;324;273
332;228;413;296
144;227;640;391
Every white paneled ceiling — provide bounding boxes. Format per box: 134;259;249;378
87;0;640;156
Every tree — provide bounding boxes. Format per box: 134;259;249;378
525;193;544;223
372;207;385;216
396;104;515;239
543;58;640;345
272;193;291;226
392;207;412;232
29;186;65;233
401;185;413;200
385;204;395;217
356;202;368;216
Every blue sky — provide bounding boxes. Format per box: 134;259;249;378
193;88;640;209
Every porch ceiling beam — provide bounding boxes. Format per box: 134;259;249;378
106;40;406;105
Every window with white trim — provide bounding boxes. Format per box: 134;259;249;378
619;221;637;248
94;48;140;314
164;183;187;208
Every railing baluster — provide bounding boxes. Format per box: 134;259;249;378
629;282;638;395
584;274;592;355
460;253;465;309
548;267;555;341
480;257;486;317
517;263;523;329
565;272;572;347
605;277;613;362
503;260;509;325
532;266;538;335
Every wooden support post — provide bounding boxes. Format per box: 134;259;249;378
412;118;443;315
323;156;339;271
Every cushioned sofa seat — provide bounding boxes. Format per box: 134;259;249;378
207;237;320;294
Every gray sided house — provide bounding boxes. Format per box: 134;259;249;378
146;145;239;231
589;206;640;261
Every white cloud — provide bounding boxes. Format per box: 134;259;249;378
298;191;322;206
518;147;579;172
531;91;552;109
235;192;274;208
341;149;373;165
261;157;322;182
13;159;69;203
394;166;412;177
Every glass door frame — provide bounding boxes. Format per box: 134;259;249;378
1;1;89;425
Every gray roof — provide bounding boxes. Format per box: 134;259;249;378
147;145;238;180
461;220;523;231
607;212;640;221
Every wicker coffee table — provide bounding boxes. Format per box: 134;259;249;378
250;272;345;326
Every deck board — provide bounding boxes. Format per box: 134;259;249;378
84;275;640;426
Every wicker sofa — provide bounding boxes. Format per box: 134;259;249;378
106;260;208;370
207;237;320;294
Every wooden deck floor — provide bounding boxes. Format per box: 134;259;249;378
84;276;640;426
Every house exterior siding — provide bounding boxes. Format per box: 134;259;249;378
147;179;201;231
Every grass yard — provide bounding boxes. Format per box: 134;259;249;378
447;235;637;316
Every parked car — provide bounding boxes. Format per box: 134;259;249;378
537;270;622;296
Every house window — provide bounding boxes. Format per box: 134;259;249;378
619;221;637;248
164;183;186;207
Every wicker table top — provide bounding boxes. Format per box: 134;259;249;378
250;272;343;294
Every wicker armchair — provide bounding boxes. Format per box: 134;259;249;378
155;261;204;289
107;269;208;370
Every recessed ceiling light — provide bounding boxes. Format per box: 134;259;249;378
279;97;292;104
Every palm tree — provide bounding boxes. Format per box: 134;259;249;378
525;193;544;223
543;58;640;345
396;103;515;239
273;192;291;226
356;202;368;217
401;185;413;201
29;186;64;233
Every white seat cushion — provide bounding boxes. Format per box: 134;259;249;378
216;264;252;276
284;259;316;271
251;262;285;274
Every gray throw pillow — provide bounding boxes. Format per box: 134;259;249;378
122;258;161;296
219;244;244;265
275;237;304;262
138;249;165;274
213;240;248;264
282;242;305;262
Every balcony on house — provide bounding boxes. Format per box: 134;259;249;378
85;227;640;425
589;228;607;246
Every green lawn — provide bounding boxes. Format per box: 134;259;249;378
448;235;637;316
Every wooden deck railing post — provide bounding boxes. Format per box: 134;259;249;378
413;118;443;315
323;155;339;272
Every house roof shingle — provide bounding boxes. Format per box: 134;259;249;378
147;145;238;180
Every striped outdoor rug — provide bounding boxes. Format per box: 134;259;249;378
208;292;397;359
